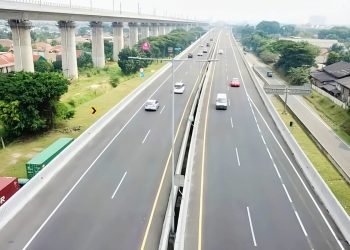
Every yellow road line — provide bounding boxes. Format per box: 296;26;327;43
140;60;204;250
198;30;222;250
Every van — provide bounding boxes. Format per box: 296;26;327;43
215;93;228;110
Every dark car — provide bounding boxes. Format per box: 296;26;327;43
206;42;210;47
267;71;273;77
188;53;193;58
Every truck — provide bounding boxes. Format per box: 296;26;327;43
26;137;74;179
0;177;20;207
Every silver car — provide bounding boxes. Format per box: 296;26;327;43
144;99;160;111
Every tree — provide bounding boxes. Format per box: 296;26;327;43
118;48;141;75
78;27;91;36
287;67;311;86
259;50;279;64
330;43;345;53
326;51;342;65
0;72;70;137
0;44;8;52
104;40;113;61
52;60;62;72
274;41;319;71
34;60;53;72
280;25;297;37
256;21;280;35
50;40;58;46
77;53;93;68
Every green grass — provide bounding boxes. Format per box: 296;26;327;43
0;61;166;178
304;91;350;145
271;96;350;215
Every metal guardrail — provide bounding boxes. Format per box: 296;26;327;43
239;40;350;245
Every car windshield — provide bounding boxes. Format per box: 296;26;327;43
217;98;226;103
145;101;154;105
175;84;183;89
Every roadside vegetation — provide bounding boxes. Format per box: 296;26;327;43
305;91;350;145
271;96;350;215
233;21;319;86
0;27;201;178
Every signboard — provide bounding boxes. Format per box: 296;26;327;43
288;85;312;95
174;47;182;52
168;47;173;53
141;42;151;51
263;84;286;95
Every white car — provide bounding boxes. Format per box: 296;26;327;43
174;82;185;94
197;52;203;56
144;99;160;111
218;49;224;54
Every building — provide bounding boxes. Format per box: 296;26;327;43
310;61;350;105
0;52;15;73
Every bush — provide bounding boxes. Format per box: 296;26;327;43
109;74;120;88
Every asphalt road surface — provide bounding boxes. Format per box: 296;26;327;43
181;28;348;250
0;32;215;250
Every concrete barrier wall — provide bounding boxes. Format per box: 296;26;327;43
238;43;350;244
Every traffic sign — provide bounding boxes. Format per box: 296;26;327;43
140;72;145;78
288;85;311;95
263;84;286;95
174;47;182;51
91;107;97;114
168;47;173;53
141;42;151;51
140;68;144;73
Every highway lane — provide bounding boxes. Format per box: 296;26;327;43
181;28;347;250
0;33;214;250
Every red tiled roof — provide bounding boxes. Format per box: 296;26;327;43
0;52;14;67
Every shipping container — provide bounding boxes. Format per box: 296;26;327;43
0;177;20;207
26;138;74;179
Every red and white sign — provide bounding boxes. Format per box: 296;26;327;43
141;42;151;51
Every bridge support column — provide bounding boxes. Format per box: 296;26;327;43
112;22;124;61
150;23;159;37
58;21;78;79
140;23;150;40
90;21;105;68
128;22;139;47
159;23;166;36
8;20;34;72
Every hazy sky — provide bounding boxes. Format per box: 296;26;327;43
54;0;350;25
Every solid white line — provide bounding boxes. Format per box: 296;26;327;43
283;184;293;203
247;206;257;247
266;147;273;160
261;135;266;145
111;171;127;199
247;95;344;250
235;147;240;166
227;86;229;91
230;117;233;128
227;76;228;81
142;129;151;144
160;105;166;114
22;56;187;250
295;211;308;237
228;99;231;106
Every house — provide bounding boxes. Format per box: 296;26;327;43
33;54;47;62
310;61;350;104
0;52;15;73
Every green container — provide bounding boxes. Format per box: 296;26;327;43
26;138;74;179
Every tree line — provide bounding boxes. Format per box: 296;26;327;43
234;21;319;86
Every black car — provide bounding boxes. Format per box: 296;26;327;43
188;53;193;58
206;42;210;47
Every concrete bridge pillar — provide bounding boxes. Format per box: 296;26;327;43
112;22;124;61
150;23;159;37
58;20;78;79
128;22;139;47
140;23;150;40
8;19;34;72
90;21;105;68
159;23;166;36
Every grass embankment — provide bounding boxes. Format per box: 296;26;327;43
271;96;350;215
0;62;165;178
304;90;350;145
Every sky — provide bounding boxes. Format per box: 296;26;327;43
53;0;350;25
